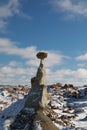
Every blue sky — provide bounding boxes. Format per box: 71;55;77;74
0;0;87;86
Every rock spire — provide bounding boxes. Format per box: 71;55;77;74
10;52;59;130
25;52;48;109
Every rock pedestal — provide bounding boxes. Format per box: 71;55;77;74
10;52;59;130
25;52;48;109
36;52;47;86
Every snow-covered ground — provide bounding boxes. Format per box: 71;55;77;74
0;84;87;130
48;85;87;130
0;86;29;130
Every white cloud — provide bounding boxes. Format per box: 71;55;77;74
0;38;87;85
26;59;39;67
1;38;87;86
76;53;87;60
0;64;36;85
0;38;67;68
1;65;36;77
0;53;87;86
47;68;87;86
50;0;87;18
0;38;70;85
0;0;31;31
8;61;19;67
75;68;87;78
46;51;69;67
1;62;87;86
77;63;87;68
0;38;37;59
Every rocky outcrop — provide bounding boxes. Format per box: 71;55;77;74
50;83;63;88
64;84;79;98
10;108;36;130
34;109;59;130
10;52;59;130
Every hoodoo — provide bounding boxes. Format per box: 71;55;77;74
10;52;59;130
24;52;48;109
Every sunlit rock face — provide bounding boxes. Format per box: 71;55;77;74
25;52;48;109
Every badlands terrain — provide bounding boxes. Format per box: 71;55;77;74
0;83;87;130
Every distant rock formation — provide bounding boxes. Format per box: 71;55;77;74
63;84;79;98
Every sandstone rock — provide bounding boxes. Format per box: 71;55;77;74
34;109;59;130
25;85;47;109
63;84;79;98
25;52;48;109
10;52;60;130
50;83;62;88
5;87;15;93
36;52;48;59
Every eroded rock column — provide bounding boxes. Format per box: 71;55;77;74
10;52;59;130
36;52;47;86
25;52;48;109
